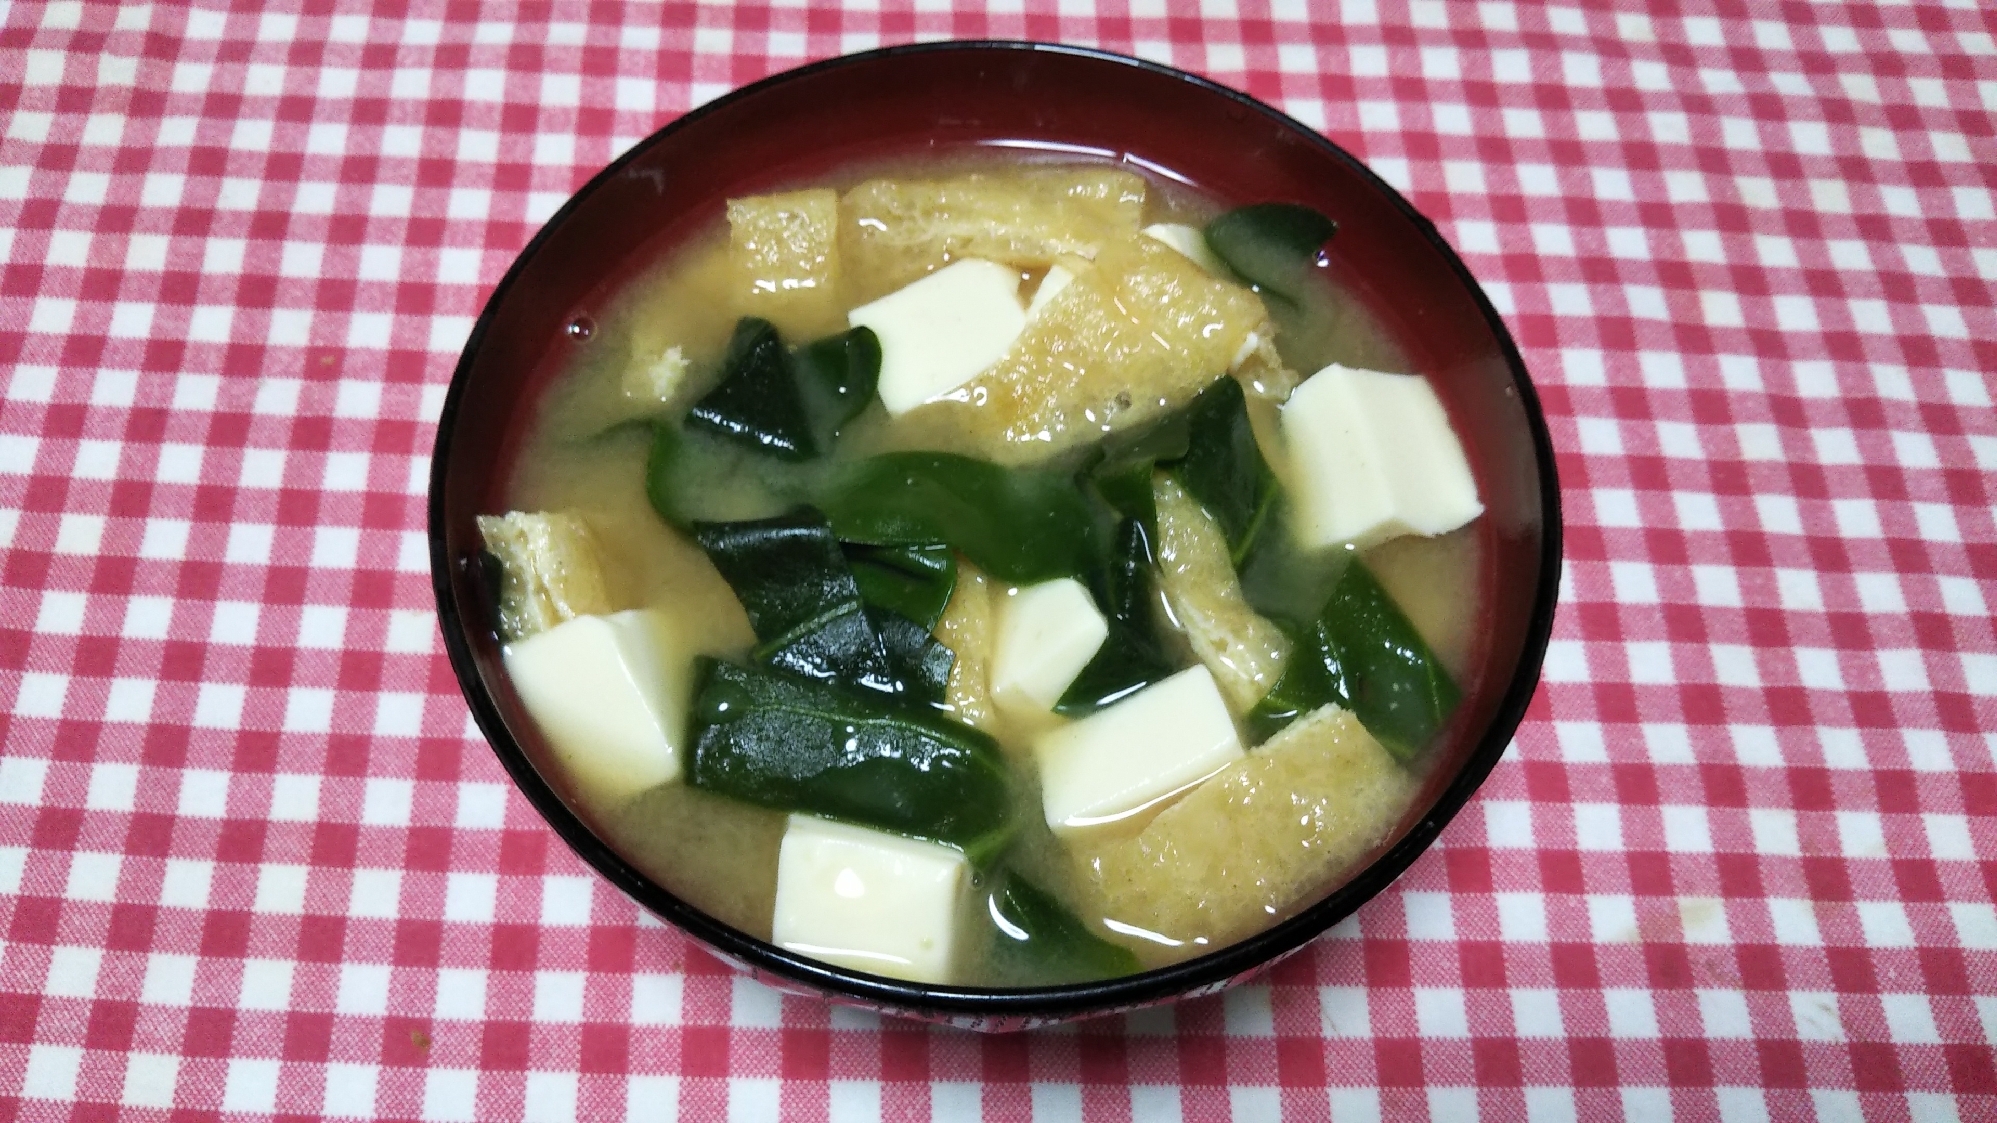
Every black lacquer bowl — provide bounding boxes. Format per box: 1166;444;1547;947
429;41;1561;1031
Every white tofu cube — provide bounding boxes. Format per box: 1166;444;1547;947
1034;665;1244;833
1141;222;1228;276
847;258;1026;414
990;578;1108;713
502;608;692;802
1281;363;1484;549
1024;264;1076;320
771;815;970;984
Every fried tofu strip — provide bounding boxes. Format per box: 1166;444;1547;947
476;511;613;640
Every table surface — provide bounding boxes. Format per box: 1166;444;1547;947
2;2;1993;1120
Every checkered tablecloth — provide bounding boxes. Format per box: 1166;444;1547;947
3;1;1993;1119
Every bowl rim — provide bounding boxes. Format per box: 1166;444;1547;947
429;38;1563;1022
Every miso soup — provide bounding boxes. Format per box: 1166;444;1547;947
482;153;1482;987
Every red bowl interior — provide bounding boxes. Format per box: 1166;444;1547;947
431;42;1560;1027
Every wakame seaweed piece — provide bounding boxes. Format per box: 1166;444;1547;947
792;326;881;447
1057;517;1175;715
1235;506;1346;630
686;317;819;460
1202;203;1338;306
1086;456;1160;552
842;542;957;630
644;421;693;527
1243;615;1341;744
687;659;1015;862
1083;406;1193;546
645;422;812;530
691;510;898;694
1244;559;1460;761
987;872;1141;982
1173;377;1279;566
819;452;1100;585
1055;626;1174;714
871;608;956;709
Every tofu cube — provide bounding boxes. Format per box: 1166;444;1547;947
990;577;1109;713
1141;222;1227;276
771;815;971;984
847;258;1026;414
1024;264;1076;320
503;608;692;803
1281;364;1483;549
1034;665;1245;833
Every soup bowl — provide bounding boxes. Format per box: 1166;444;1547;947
429;41;1561;1029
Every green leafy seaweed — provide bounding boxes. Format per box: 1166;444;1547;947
1173;378;1279;566
871;607;956;709
986;873;1141;983
1202;203;1338;306
1056;517;1175;715
644;422;802;529
1245;559;1460;761
818;452;1100;585
687;318;818;460
793;326;881;447
687;659;1014;862
683;319;885;462
690;510;899;695
843;542;957;630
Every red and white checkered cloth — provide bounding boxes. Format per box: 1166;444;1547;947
3;2;1992;1119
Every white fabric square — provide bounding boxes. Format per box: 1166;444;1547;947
44;945;103;998
1790;992;1844;1041
534;971;587;1022
421;1068;480;1123
253;864;309;914
337;963;392;1015
1697;988;1753;1038
238;958;294;1011
1878;994;1942;1044
361;777;414;825
64;851;122;902
121;1053;179;1108
524;1072;578;1123
1414;988;1468;1037
178;770;230;818
141;953;198;1006
631;973;682;1025
348;868;402;919
23;1045;83;1100
1855;901;1915;947
159;860;213;910
324;1065;380;1118
222;1059;280;1113
443;873;496;922
454;783;509;830
626;1076;681;1121
730;974;785;1028
1525;1087;1578;1123
1319;986;1369;1037
1496;893;1546;942
728;1078;781;1123
1401;891;1454;940
434;968;487;1020
1603;988;1660;1038
1032;1083;1083;1123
